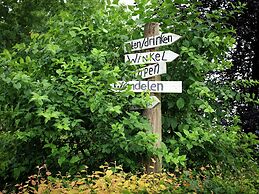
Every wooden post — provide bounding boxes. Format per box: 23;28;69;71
143;22;162;173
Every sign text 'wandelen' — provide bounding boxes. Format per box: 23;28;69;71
111;81;182;93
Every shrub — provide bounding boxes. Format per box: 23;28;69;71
0;1;155;187
13;164;259;194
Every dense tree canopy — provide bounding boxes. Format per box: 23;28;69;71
0;0;66;50
229;0;259;134
199;0;259;135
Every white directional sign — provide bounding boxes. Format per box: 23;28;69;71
136;62;167;79
125;50;179;65
111;81;182;93
124;33;181;52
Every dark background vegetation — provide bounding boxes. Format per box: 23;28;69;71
199;0;259;135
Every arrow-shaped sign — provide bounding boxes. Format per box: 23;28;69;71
125;50;179;65
136;62;167;79
111;81;182;93
148;96;160;109
124;33;181;52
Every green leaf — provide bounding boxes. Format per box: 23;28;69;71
102;28;108;33
58;156;66;166
39;108;61;123
19;57;24;64
176;98;185;110
186;143;193;150
69;30;77;37
13;82;21;90
70;156;80;164
13;166;25;179
25;56;31;63
30;92;50;106
46;43;60;55
113;0;119;4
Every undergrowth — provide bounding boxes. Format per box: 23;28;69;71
6;163;258;194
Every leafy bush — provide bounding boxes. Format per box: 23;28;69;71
0;1;156;187
13;164;259;194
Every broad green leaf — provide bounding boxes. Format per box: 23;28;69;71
69;30;77;37
70;156;80;164
58;156;66;166
176;98;185;110
13;83;21;90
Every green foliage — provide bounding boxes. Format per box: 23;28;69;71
130;0;258;183
139;0;258;172
0;0;155;187
0;0;258;191
0;0;67;51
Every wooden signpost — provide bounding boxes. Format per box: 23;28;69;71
142;22;162;173
112;22;182;173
